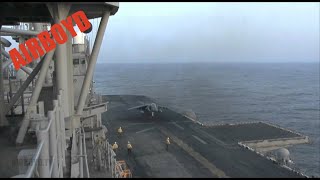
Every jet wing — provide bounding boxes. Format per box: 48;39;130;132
127;104;149;111
157;106;168;112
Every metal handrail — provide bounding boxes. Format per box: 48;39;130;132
49;156;56;176
81;127;90;178
83;102;107;111
25;141;44;178
18;90;65;178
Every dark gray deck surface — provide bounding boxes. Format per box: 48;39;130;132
202;122;300;144
102;95;305;178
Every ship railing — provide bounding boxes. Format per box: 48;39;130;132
238;141;309;178
106;141;131;178
3;78;35;115
4;90;32;115
15;90;66;178
104;139;118;177
70;126;90;178
81;127;90;178
115;160;132;178
3;79;36;92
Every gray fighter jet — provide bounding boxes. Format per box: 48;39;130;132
128;103;164;117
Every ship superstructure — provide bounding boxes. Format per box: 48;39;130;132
0;2;121;178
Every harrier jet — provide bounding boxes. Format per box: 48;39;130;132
128;103;165;117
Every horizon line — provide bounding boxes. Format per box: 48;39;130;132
97;61;319;64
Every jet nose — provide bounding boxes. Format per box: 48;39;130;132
150;103;158;111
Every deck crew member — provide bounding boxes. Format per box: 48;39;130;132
118;127;123;137
166;137;170;151
127;141;132;155
112;142;118;153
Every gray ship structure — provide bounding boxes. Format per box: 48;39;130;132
0;2;311;178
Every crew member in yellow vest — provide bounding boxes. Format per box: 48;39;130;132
118;127;123;137
127;141;132;155
166;137;170;151
112;142;118;153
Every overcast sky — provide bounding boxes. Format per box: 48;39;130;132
3;2;319;64
93;2;319;63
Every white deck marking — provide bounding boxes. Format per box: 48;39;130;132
125;122;154;127
135;127;155;134
192;135;207;144
172;122;184;130
158;126;228;177
183;115;197;122
168;120;192;124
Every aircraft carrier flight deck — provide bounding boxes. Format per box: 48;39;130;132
101;95;308;178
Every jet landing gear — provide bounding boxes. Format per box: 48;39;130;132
147;111;155;119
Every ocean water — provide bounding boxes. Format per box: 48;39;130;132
94;62;319;177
